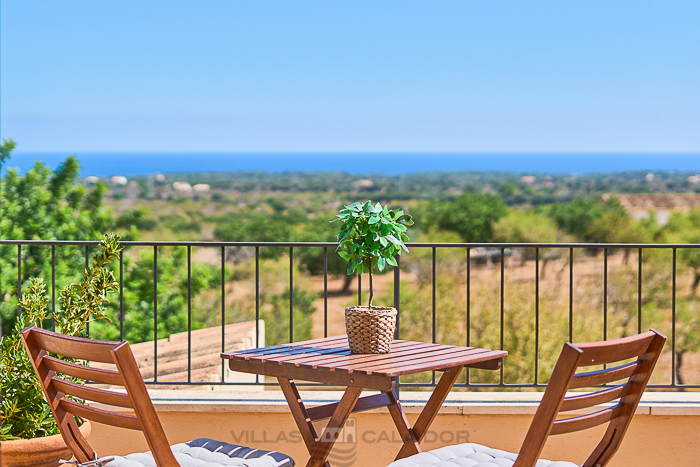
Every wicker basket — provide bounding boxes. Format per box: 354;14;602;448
344;306;397;354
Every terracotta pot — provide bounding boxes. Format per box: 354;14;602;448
0;421;91;467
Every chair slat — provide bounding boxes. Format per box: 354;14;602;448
550;406;618;435
569;362;637;389
575;331;655;367
560;385;625;412
43;355;125;386
59;399;141;431
31;327;118;363
51;376;133;408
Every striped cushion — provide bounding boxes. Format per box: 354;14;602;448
100;438;294;467
386;443;577;467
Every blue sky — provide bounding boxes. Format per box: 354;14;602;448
1;1;699;153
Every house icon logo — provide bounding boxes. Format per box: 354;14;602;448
326;418;357;466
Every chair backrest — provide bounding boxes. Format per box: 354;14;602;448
20;325;179;467
514;330;666;467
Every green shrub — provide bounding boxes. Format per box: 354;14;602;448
0;234;121;440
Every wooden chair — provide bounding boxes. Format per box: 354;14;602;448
20;325;295;467
387;330;666;467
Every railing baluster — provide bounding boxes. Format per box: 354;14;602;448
255;246;260;384
187;246;192;382
393;254;400;340
17;244;21;315
500;247;505;385
432;246;437;385
221;246;226;382
153;245;158;382
603;247;608;373
569;248;573;343
672;248;677;387
289;246;294;343
638;247;643;334
119;249;124;341
535;247;539;385
52;245;56;332
323;247;328;338
466;247;471;385
432;247;437;345
85;245;89;337
393;254;401;393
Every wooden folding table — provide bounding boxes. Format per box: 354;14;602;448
222;335;507;467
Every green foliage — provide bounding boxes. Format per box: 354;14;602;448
417;192;507;242
260;286;316;346
493;210;568;244
291;214;347;276
334;201;414;276
1;150;113;333
214;213;293;259
115;206;157;231
659;208;700;294
544;197;647;243
1;279;55;441
1;234;121;441
0;138;16;167
91;247;217;343
493;210;572;263
333;201;413;306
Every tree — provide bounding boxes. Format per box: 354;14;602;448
493;209;572;272
660;209;700;294
545;197;631;242
260;286;316;346
1;149;113;333
417;192;507;243
292;218;352;293
91;247;217;343
0;138;15;169
214;212;293;259
493;210;566;244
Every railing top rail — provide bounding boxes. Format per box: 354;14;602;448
1;240;699;249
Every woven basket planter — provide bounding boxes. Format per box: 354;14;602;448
345;306;397;354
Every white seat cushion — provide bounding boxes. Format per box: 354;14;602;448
386;443;578;467
100;438;294;467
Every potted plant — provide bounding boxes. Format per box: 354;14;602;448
1;234;121;467
333;201;413;354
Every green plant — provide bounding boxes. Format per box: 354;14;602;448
0;234;122;441
333;200;413;307
1;146;113;334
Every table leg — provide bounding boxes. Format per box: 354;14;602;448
278;378;330;467
278;377;362;467
394;366;463;461
307;386;362;467
386;389;421;457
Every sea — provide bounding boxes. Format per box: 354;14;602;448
3;152;700;176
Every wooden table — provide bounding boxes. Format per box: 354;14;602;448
222;335;507;467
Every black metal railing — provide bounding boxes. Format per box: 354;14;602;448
1;240;698;390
